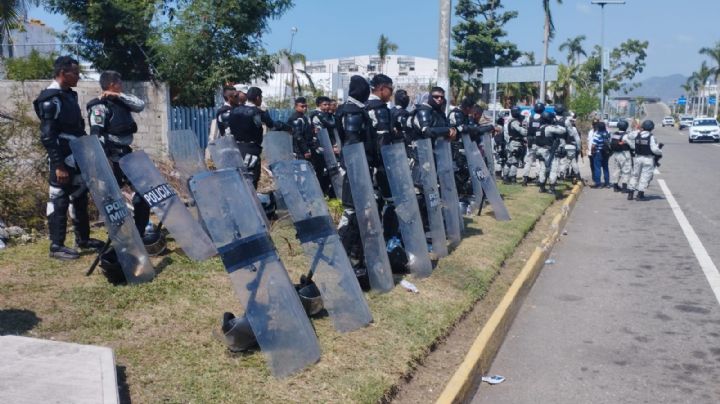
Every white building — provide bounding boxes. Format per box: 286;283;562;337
252;54;438;102
1;19;57;58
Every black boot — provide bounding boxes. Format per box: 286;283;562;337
636;191;645;201
539;182;547;193
522;176;529;187
503;175;511;184
613;184;621;193
627;190;634;201
571;174;578;185
49;244;80;260
549;184;556;194
621;183;628;193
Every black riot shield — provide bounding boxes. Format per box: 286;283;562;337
343;142;395;293
189;168;321;377
434;137;462;248
381;142;432;278
69;136;155;284
414;138;448;259
317;128;344;200
466;134;511;221
119;151;216;261
272;159;372;332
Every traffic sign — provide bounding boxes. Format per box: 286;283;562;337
677;96;687;105
709;96;716;106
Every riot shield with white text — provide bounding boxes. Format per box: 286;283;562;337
434;137;462;249
317;128;344;200
189;168;321;378
466;135;511;221
272;159;372;332
414;138;448;259
343;142;394;293
69;136;154;284
119;151;216;261
381;143;432;278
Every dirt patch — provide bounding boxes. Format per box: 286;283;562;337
391;192;568;403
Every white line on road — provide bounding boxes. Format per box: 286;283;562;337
654;168;661;175
659;179;720;306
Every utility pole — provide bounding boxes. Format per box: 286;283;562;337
591;1;624;118
438;0;452;110
282;27;298;107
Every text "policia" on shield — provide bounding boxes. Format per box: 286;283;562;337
142;184;176;208
103;199;129;226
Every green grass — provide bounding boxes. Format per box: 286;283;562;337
0;182;563;403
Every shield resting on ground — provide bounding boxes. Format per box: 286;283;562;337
434;137;462;248
343;142;394;293
272;159;372;332
69;135;154;284
465;135;511;221
414;138;448;259
189;168;321;377
462;134;485;215
264;131;294;167
482;133;496;179
317;128;344;200
119;151;216;261
381;142;432;278
168;129;207;182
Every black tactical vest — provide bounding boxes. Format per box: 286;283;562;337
610;131;630;152
635;132;653;156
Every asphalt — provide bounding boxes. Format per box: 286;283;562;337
472;104;720;404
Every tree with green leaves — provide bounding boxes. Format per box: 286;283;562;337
377;34;397;74
581;39;648;97
558;35;587;65
5;48;55;79
451;0;521;96
689;61;713;115
699;41;720;83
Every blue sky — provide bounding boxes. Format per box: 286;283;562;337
29;0;719;81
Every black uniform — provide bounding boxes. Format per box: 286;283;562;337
33;83;91;249
86;94;150;236
308;109;335;196
227;104;275;188
215;103;233;137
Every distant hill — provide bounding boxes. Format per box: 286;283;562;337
614;74;688;102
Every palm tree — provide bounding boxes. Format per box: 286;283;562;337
377;34;398;74
699;41;720;116
278;49;307;99
1;0;40;58
558;35;587;65
688;62;712;116
540;0;563;102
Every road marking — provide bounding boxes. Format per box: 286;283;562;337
654;168;661;175
713;144;720;148
659;179;720;306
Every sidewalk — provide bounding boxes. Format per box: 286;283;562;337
472;181;720;403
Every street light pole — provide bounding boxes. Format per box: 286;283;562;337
438;0;452;112
591;1;624;118
282;27;298;106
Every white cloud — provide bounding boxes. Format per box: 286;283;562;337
576;2;592;14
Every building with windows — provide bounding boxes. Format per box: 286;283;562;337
251;54;438;102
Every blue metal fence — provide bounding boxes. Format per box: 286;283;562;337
169;107;294;148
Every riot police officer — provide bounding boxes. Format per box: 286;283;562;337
559;111;581;184
609;120;632;193
309;96;335;195
502;106;527;183
535;111;568;193
288;96;312;161
33;56;103;259
86;70;151;238
227;87;285;188
627;120;663;201
215;86;240;137
522;101;545;186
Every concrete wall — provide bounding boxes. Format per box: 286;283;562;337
0;80;171;160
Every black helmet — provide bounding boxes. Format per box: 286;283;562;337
641;120;654;131
510;106;522;119
541;111;554;124
295;279;324;317
617;120;629;131
99;248;127;285
554;104;565;116
220;312;258;352
143;225;167;256
533;102;545;114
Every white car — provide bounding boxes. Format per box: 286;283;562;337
661;116;675;127
688;118;720;143
679;116;694;129
607;117;620;127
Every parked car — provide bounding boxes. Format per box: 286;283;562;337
662;116;675;127
688;118;720;143
679;115;694;129
607;116;620;128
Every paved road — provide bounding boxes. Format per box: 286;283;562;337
473;104;720;404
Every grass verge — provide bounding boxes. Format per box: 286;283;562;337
0;182;561;403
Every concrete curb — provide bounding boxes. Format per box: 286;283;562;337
435;183;584;404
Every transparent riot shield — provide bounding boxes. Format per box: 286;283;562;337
317;128;344;200
207;136;269;228
189;168;321;377
343;142;394;293
381;143;432;278
465;135;511;221
414;138;448;259
119;151;216;261
168;129;207;181
69;136;154;284
272;159;372;332
434;137;462;248
462;134;484;215
482;133;496;179
264;131;294;167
